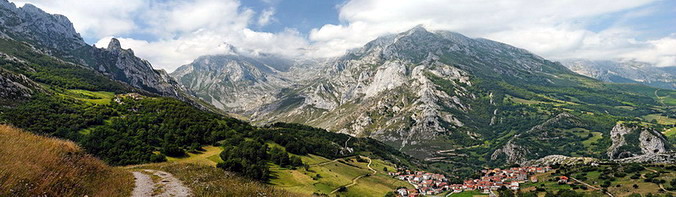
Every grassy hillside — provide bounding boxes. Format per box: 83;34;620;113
0;38;131;92
63;89;116;105
129;163;298;197
147;142;411;197
166;145;224;166
0;125;133;196
423;70;676;177
269;154;411;197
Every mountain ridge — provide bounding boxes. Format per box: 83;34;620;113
174;26;676;172
561;59;675;90
0;0;204;106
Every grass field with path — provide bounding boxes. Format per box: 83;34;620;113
154;142;411;197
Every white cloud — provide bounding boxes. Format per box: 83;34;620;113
140;0;252;37
12;0;310;72
95;26;309;72
11;0;143;38
621;35;676;67
10;0;676;70
309;0;675;67
257;8;276;27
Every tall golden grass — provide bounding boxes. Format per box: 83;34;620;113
0;125;133;196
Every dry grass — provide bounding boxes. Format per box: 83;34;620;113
0;125;133;197
130;163;306;197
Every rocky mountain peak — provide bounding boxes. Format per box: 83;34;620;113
170;54;298;112
0;0;15;9
107;38;123;51
0;0;85;51
18;3;43;14
404;25;431;36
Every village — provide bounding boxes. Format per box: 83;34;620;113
390;166;554;196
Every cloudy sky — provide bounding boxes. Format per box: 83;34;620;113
10;0;676;72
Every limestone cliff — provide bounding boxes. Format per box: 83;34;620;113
607;122;672;160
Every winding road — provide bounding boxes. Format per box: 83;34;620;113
330;156;377;194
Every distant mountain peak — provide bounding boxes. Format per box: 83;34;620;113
0;0;85;50
561;59;675;89
405;24;430;35
0;0;13;7
107;38;122;51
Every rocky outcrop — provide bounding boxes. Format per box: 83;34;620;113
491;140;530;164
0;0;84;52
0;67;41;105
101;38;184;98
607;122;671;160
522;155;600;167
607;123;635;159
491;113;580;164
614;153;676;163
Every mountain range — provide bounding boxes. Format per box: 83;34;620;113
0;1;675;195
561;59;675;90
172;26;676;171
0;0;209;107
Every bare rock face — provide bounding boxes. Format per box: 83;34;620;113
0;68;40;103
0;1;84;52
103;38;184;98
607;123;635;159
171;55;299;113
0;52;42;105
607;122;672;160
639;128;668;155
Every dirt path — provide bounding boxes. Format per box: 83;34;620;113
643;167;675;194
131;169;192;197
311;158;341;167
571;177;613;197
132;171;154;196
331;156;376;194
